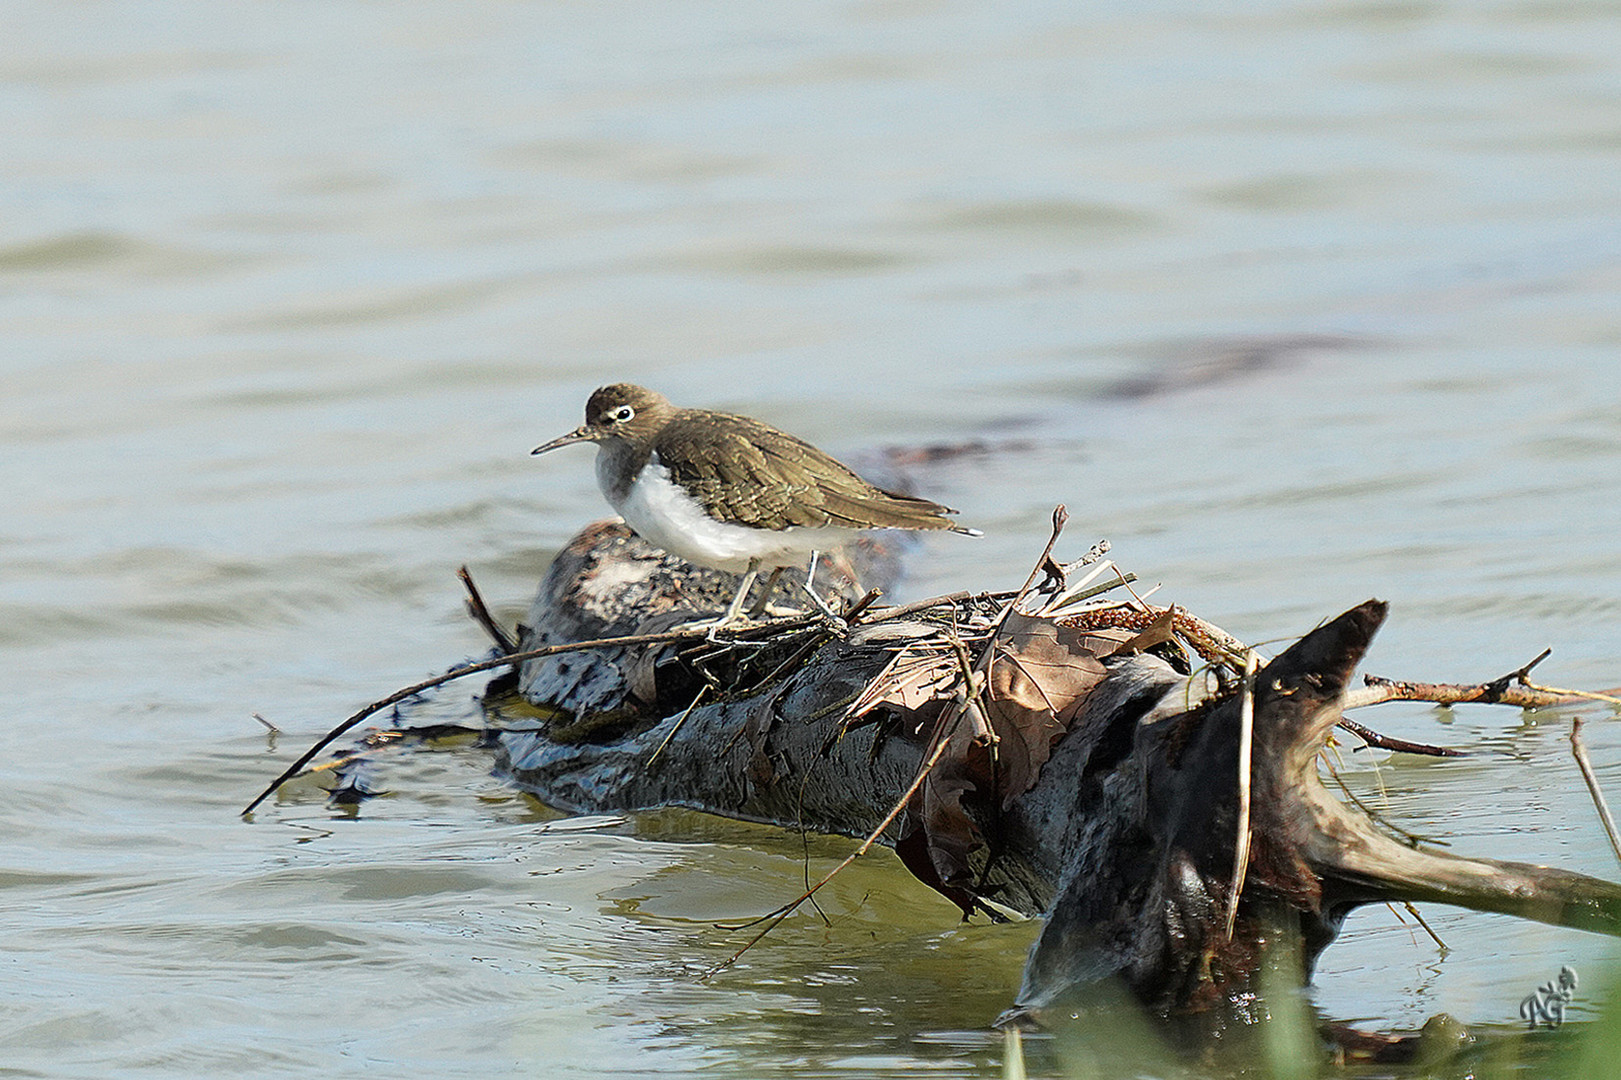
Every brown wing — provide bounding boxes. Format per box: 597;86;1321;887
654;410;972;533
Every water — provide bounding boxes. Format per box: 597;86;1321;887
4;2;1621;1076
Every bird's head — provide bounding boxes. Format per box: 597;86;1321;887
531;383;674;456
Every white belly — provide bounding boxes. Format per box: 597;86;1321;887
603;454;849;573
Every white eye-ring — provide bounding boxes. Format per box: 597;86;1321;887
607;404;635;423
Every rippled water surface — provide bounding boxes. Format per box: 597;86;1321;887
5;2;1621;1076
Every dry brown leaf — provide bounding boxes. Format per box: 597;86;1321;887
1119;607;1177;655
917;705;994;889
980;612;1115;806
900;611;1128;911
894;826;977;918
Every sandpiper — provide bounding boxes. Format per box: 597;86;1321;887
532;383;979;625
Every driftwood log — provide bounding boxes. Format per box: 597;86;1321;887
487;519;1621;1046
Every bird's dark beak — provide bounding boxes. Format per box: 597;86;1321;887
531;425;596;456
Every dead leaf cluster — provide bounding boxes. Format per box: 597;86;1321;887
843;599;1193;912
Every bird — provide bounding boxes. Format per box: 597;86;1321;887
531;383;979;627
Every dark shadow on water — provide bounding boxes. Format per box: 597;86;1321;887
1102;334;1371;402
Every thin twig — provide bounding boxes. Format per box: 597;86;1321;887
843;588;884;622
1398;900;1449;953
241;623;776;816
1571;717;1621;867
1038;562;1110;613
1509;647;1554;682
1112;566;1151;611
853;590;972;625
946;633;995;744
1038;571;1141;617
1335;717;1466;758
458;565;517;654
1003;1026;1028;1080
741;628;832;698
648;686;709;768
1322;757;1447;848
1066;573;1138;604
1006;506;1069;616
1345;664;1587;712
1524;681;1621;708
1223;649;1258;941
954;504;1071;748
704;722;962;976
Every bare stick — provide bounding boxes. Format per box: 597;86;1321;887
1003;1027;1028;1080
1335;717;1466;758
1223;649;1258;941
458;565;517;654
1571;717;1621;867
648;687;709;768
1396;901;1449;953
1323;759;1445;848
705;715;963;976
1112;565;1151;611
1059;573;1138;607
1004;505;1069;617
1037;569;1144;619
853;590;971;625
240;622;782;816
844;588;884;622
1524;681;1621;708
1345;671;1583;712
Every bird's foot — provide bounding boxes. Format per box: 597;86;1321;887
703;616;745;644
801;580;842;621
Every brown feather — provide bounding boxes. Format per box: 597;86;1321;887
654;409;968;533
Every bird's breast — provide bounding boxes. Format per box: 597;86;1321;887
612;455;847;573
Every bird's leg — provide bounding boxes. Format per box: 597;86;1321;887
746;565;787;618
800;550;841;620
707;559;761;640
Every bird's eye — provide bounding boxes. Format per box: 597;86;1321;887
607;405;635;423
